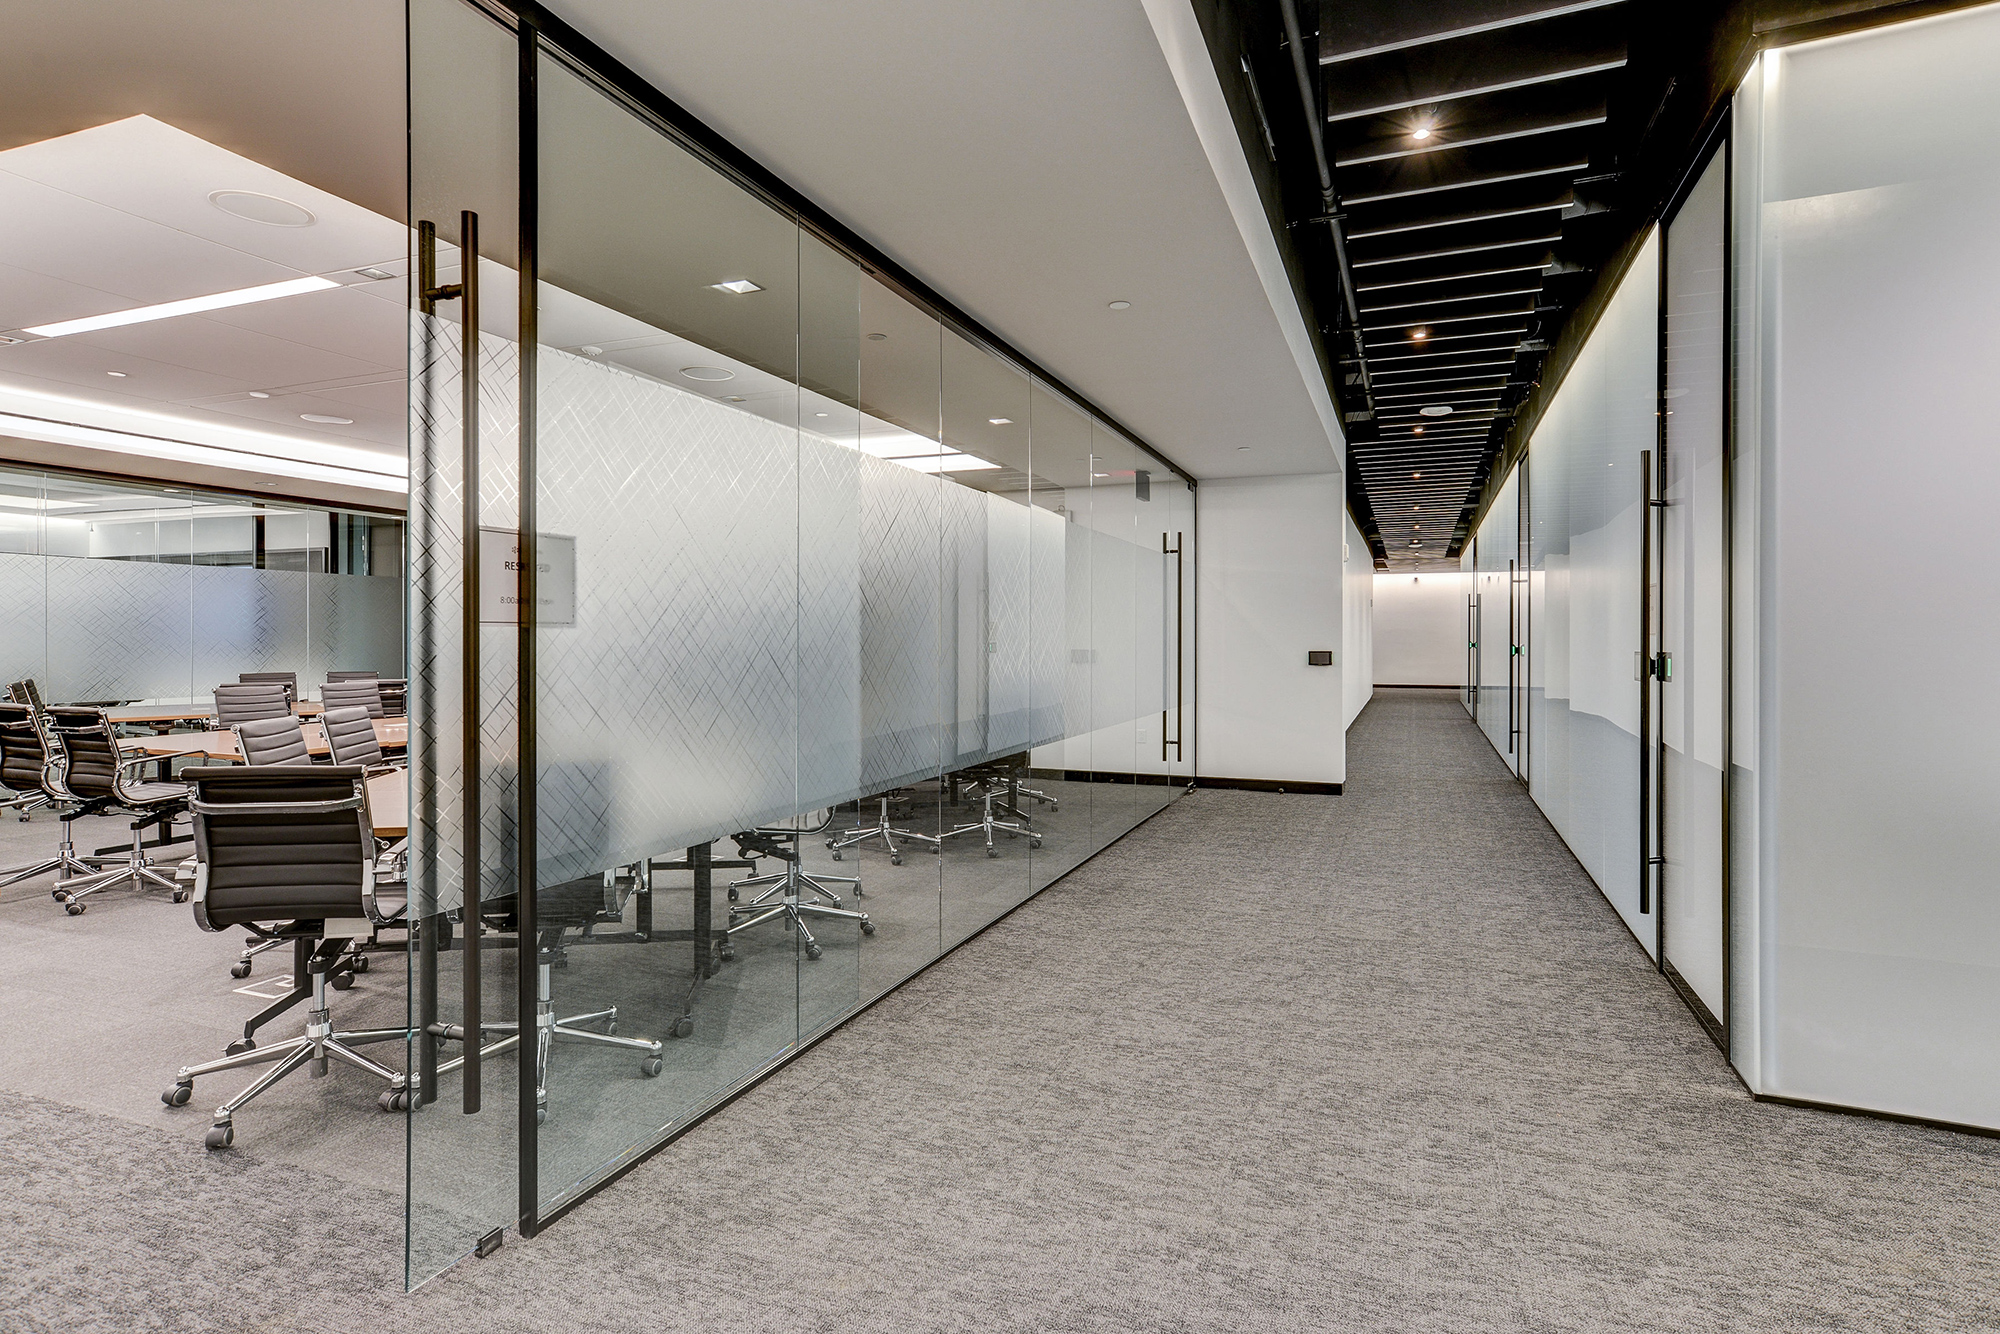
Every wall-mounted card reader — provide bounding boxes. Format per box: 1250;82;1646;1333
1307;650;1334;667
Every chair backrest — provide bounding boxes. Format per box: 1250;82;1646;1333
238;672;298;707
319;705;382;766
325;670;379;682
319;678;385;719
11;679;47;711
184;765;374;930
234;715;312;766
214;681;292;726
46;707;121;802
375;678;408;718
0;702;46;795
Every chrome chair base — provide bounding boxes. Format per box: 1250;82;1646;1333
727;861;874;961
827;795;939;866
49;816;186;914
164;956;405;1150
939;788;1042;859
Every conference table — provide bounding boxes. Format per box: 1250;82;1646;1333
121;720;409;837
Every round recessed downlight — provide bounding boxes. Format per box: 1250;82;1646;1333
209;190;316;227
579;345;604;357
301;413;353;425
866;333;888;342
248;391;270;398
1419;404;1453;417
1108;300;1132;310
679;366;735;382
1411;126;1433;141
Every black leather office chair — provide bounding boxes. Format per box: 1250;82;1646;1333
319;677;385;719
0;702;50;821
233;714;312;766
42;707;189;913
318;704;398;772
238;671;298;709
213;681;292;727
161;764;407;1149
375;678;408;717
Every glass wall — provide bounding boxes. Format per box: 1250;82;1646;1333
0;464;403;702
406;1;1195;1276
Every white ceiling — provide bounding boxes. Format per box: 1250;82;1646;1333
0;116;408;497
544;0;1343;480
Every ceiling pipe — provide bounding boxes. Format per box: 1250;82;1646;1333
1277;0;1375;423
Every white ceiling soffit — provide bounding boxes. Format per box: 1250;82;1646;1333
543;0;1344;480
0;115;408;498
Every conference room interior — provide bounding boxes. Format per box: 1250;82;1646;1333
0;0;1194;1278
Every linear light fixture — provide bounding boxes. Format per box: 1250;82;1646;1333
22;275;340;339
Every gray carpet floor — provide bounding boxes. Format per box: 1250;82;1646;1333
7;687;2000;1331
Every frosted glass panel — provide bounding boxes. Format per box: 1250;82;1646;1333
1660;150;1728;1020
1524;232;1656;946
1741;6;2000;1125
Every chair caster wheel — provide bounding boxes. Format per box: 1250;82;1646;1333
351;954;370;974
380;1090;410;1112
830;850;842;861
890;855;902;866
605;1020;618;1035
229;961;251;979
205;1123;234;1151
806;944;823;961
727;887;739;902
226;1038;256;1056
986;848;999;859
1030;838;1043;849
51;888;65;900
641;1056;664;1077
65;900;85;915
860;920;876;936
162;1082;192;1107
537;1108;548;1125
670;1016;693;1039
331;972;355;991
719;945;736;961
172;890;189;903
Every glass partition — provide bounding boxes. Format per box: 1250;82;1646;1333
405;0;1196;1271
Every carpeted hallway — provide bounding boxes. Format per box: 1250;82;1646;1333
8;687;1999;1331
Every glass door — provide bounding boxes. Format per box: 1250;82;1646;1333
405;0;524;1289
1654;145;1730;1038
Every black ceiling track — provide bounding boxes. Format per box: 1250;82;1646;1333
1205;0;1991;567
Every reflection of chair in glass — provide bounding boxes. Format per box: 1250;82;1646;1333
430;875;664;1125
826;789;939;866
160;765;407;1149
43;707;191;913
727;812;874;960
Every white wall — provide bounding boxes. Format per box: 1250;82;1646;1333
1341;508;1373;728
1372;572;1464;686
1195;473;1345;786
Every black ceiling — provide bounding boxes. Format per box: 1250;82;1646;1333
1218;0;1968;568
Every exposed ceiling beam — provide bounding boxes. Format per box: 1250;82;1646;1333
1344;162;1589;206
1336;116;1606;167
1326;60;1628;122
1320;1;1627;66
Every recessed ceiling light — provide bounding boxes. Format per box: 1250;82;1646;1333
1413;472;1422;479
1410;327;1430;341
1414;426;1424;434
1419;405;1453;417
725;395;747;402
354;267;395;281
1411;126;1433;141
105;370;127;377
1107;301;1131;311
23;275;339;339
248;391;270;399
815;411;830;418
867;333;888;342
209;190;316;227
988;417;1013;425
1237;446;1251;452
710;279;762;295
301;413;353;425
680;366;735;381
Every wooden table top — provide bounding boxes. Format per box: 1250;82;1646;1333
115;735;408;839
122;717;407;761
109;701;343;723
367;769;407;839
